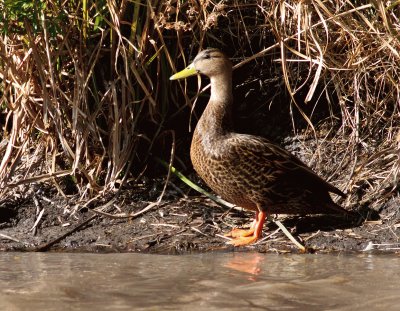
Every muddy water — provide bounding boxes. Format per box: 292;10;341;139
0;252;399;310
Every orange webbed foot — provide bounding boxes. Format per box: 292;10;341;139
224;227;255;238
225;211;267;247
227;235;259;246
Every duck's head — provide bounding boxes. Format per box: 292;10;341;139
170;49;231;80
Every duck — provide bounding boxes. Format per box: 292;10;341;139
170;48;348;246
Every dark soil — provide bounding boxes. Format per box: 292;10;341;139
1;180;399;254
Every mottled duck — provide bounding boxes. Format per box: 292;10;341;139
170;49;348;246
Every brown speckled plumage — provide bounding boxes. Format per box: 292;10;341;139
171;49;348;245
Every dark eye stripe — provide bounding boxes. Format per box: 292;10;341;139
201;51;221;60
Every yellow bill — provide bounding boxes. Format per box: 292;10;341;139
169;63;197;80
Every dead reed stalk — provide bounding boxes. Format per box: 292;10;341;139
0;1;399;210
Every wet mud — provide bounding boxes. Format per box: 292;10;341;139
0;181;399;254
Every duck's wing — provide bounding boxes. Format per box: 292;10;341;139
225;133;346;198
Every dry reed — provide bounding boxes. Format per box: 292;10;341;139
0;1;399;211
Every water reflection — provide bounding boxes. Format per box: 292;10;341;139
0;252;399;310
223;252;263;278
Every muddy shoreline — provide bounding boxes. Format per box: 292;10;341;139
1;183;399;254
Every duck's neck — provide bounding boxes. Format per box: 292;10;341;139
196;72;233;138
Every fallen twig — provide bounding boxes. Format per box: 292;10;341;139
32;198;116;251
0;233;21;243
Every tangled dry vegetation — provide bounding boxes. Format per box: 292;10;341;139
0;0;399;212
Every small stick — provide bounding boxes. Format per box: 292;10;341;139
0;233;21;243
33;214;98;252
32;199;116;252
215;233;232;241
30;208;45;233
90;201;160;219
273;220;306;252
191;227;210;237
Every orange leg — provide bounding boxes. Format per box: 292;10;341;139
226;211;266;246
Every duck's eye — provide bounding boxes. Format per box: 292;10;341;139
203;53;211;59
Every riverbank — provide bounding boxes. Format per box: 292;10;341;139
1;183;398;254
